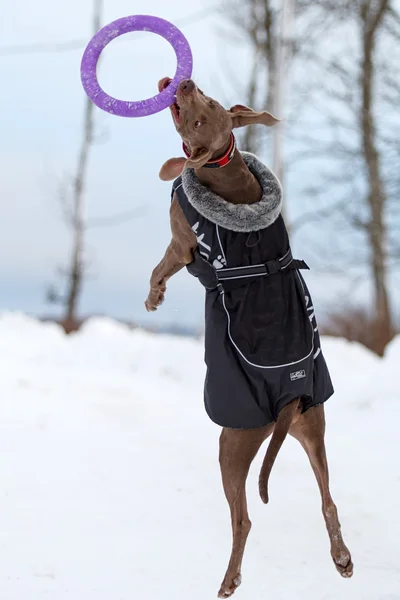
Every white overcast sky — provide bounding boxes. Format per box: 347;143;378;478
0;0;394;328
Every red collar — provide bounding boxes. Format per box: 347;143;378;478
182;133;236;169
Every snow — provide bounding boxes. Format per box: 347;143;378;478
1;312;399;600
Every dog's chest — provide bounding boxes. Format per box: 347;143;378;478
174;180;289;270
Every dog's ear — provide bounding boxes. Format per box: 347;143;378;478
228;104;280;128
159;157;186;181
159;147;214;180
185;146;214;169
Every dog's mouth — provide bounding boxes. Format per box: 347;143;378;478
158;77;181;124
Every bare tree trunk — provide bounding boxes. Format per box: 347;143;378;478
239;0;277;154
241;1;290;226
272;0;295;231
242;53;261;153
263;0;277;111
65;0;102;324
272;0;294;180
226;0;397;355
225;0;297;228
360;0;392;355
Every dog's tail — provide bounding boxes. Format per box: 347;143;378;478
258;399;300;504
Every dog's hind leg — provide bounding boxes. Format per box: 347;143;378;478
289;404;353;578
218;425;272;598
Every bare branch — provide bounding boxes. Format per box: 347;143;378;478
0;7;218;56
86;207;146;229
362;0;389;35
291;196;350;234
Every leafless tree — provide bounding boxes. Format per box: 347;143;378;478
289;0;398;355
220;0;279;155
47;0;145;330
222;0;399;355
47;0;103;330
359;0;393;354
219;0;307;226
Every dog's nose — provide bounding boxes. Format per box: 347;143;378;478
178;79;195;95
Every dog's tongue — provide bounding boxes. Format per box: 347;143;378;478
158;77;181;117
158;77;172;93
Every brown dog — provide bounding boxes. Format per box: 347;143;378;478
145;78;353;597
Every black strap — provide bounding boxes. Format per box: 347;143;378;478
216;249;308;282
186;247;309;292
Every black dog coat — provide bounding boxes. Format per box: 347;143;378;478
173;152;333;429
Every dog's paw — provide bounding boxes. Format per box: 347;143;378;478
144;299;157;312
144;290;165;312
333;550;353;578
218;573;242;598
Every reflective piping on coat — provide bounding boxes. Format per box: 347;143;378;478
220;289;315;370
279;248;291;262
280;258;293;270
219;263;265;272
216;249;291;274
217;272;282;281
215;236;317;369
297;270;321;362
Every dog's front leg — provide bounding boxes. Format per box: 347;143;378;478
145;195;196;312
145;240;186;311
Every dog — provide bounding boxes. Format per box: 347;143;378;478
145;77;353;597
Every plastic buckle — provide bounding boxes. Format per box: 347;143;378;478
264;260;277;275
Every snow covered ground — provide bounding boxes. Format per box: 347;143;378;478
1;312;399;600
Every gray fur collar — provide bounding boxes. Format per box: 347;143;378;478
181;151;282;232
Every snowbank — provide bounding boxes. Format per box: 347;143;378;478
0;312;399;599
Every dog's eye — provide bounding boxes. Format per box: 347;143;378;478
209;100;215;107
195;120;202;129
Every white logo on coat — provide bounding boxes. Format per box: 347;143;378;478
192;221;226;269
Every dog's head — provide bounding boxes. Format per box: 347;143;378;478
158;77;279;181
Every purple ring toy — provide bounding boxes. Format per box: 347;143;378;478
80;15;193;118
